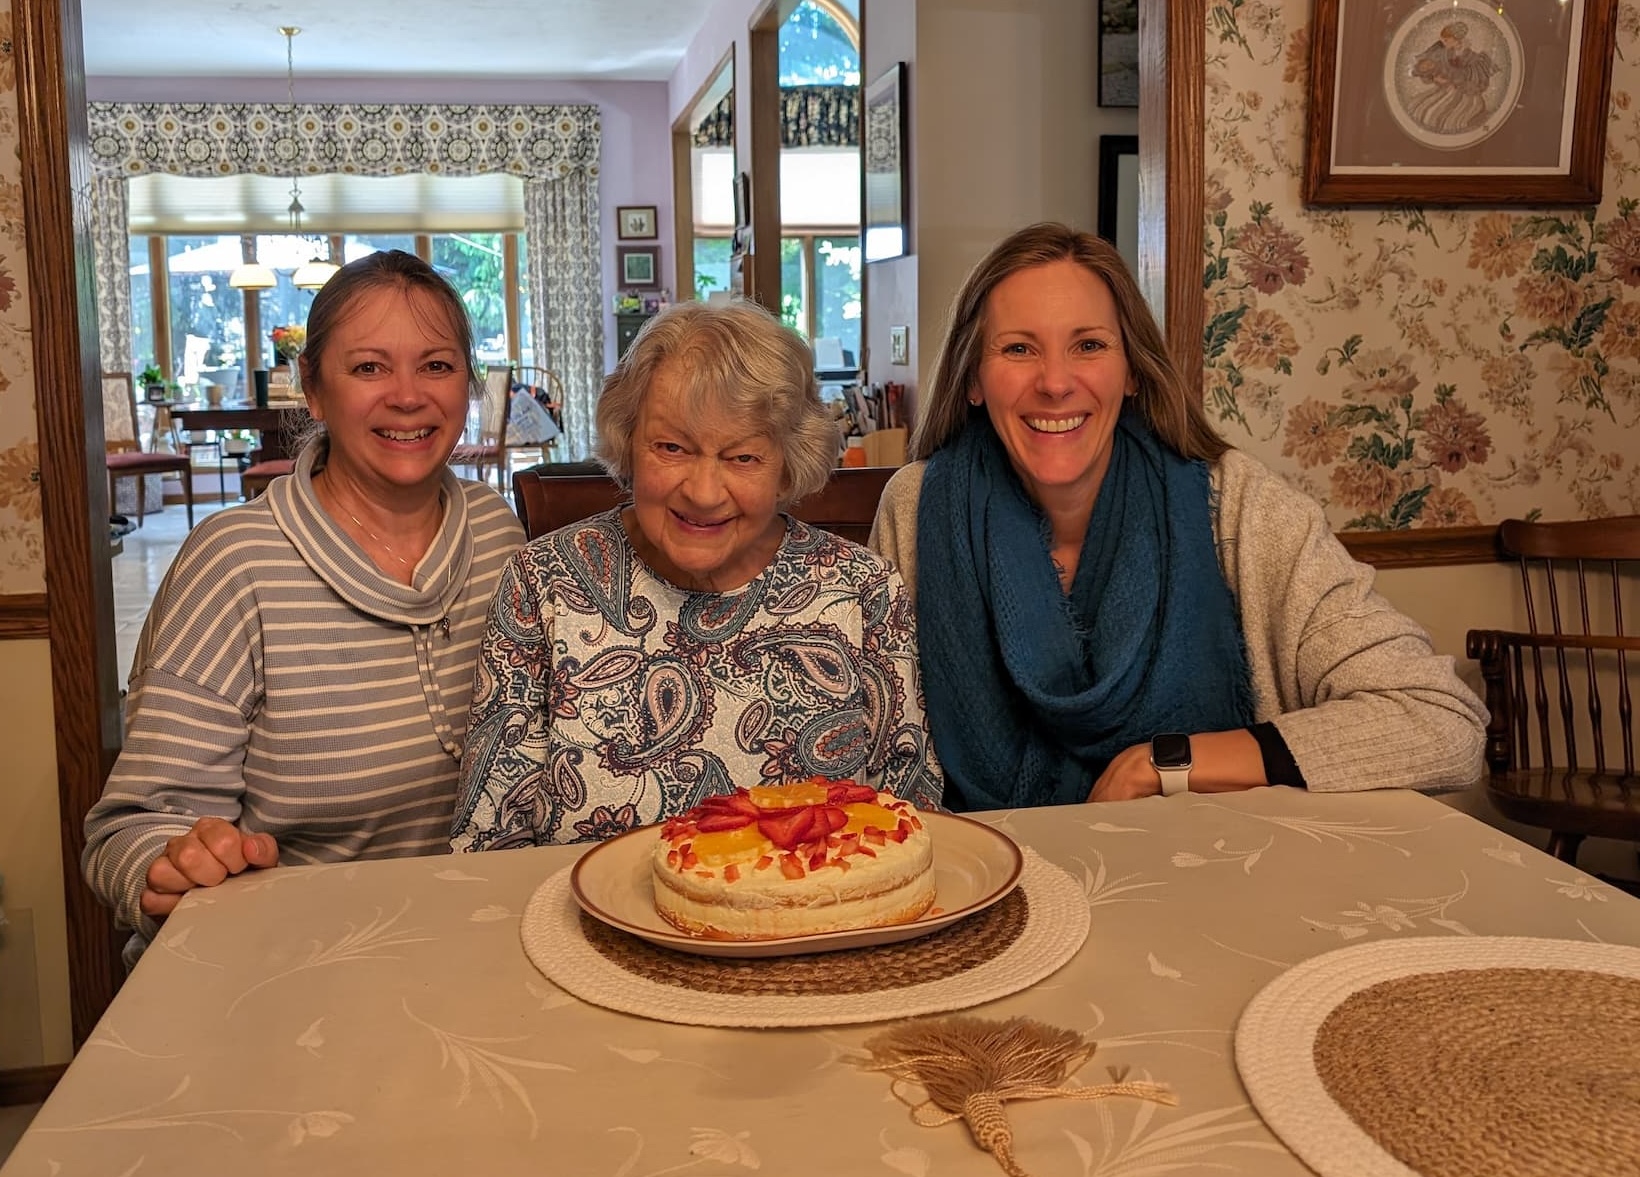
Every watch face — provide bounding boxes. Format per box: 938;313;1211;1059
1152;732;1192;769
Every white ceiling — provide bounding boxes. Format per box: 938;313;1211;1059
80;0;721;81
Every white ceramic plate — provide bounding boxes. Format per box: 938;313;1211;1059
569;811;1025;959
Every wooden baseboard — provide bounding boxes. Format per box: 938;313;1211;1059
0;593;49;639
0;1063;64;1106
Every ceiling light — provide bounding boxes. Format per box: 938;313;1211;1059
227;262;276;289
293;258;340;289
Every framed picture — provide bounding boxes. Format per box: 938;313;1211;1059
862;62;908;263
616;205;658;240
1305;0;1617;205
1097;135;1139;275
617;245;660;289
1098;0;1138;108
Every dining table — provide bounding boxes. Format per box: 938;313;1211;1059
166;401;311;463
7;786;1639;1177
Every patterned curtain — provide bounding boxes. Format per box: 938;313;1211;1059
525;178;601;461
85;102;604;459
90;175;132;373
691;85;858;149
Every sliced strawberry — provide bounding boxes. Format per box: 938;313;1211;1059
808;849;827;871
695;811;756;832
821;805;849;834
827;783;880;806
723;863;741;883
885;827;907;843
725;790;762;817
759;806;819;850
680;849;698;869
855;844;876;858
755;855;774;871
666;850;680;868
779;852;806;880
863;828;887;846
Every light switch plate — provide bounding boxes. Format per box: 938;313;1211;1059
890;325;909;365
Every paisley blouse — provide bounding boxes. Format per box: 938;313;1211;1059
451;510;944;850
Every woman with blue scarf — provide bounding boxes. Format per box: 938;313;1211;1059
870;224;1486;811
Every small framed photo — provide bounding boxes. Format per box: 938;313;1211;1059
1098;0;1138;108
618;245;661;289
641;296;662;314
616;205;658;240
1305;0;1617;205
862;62;908;263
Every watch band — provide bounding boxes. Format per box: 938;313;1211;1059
1156;764;1191;796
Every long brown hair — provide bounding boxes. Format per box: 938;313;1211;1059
912;222;1227;463
297;249;478;402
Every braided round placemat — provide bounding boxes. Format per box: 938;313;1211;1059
1235;937;1640;1177
521;849;1088;1027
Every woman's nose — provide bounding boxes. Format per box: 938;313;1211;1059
383;371;425;408
681;457;726;503
1036;351;1074;396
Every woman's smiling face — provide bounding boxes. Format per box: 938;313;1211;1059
972;259;1134;508
624;362;787;593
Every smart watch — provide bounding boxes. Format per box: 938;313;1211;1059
1150;732;1193;796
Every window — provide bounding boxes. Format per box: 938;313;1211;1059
693;237;732;299
814;236;861;357
164;235;246;379
431;233;507;366
127;236;153;374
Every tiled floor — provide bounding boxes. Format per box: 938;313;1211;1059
112;496;232;685
0;1103;40;1165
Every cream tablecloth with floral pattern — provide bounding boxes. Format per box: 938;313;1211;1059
8;787;1640;1177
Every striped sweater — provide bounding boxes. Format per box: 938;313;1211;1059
83;438;525;941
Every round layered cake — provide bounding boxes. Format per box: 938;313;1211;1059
651;779;935;940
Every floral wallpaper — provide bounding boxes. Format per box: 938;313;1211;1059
1204;0;1640;528
0;3;45;591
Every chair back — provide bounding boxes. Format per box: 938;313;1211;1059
1469;517;1640;777
514;366;565;430
512;464;898;545
102;371;137;450
479;365;511;443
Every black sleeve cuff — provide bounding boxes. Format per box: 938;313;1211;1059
1249;722;1307;789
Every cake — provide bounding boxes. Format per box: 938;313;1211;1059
651;779;935;940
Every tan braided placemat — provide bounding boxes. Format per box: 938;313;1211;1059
520;849;1088;1027
1235;937;1640;1177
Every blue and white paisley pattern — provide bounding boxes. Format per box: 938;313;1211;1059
451;510;943;851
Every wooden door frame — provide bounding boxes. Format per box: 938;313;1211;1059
17;0;126;1045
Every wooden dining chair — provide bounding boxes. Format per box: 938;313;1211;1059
103;371;194;529
449;365;513;490
511;463;899;544
511;365;564;465
1466;516;1640;865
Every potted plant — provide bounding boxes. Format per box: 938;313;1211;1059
139;363;166;403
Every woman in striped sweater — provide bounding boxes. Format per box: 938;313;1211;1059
83;250;524;959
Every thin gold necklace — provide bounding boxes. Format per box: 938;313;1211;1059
343;508;411;569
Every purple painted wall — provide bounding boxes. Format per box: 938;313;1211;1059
87;75;674;373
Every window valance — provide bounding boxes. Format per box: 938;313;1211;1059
691;85;858;150
87;102;602;181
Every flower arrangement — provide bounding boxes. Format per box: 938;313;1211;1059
271;325;307;362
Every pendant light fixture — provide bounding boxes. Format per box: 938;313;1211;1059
229;25;337;292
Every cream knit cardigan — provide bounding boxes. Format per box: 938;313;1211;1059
867;450;1487;794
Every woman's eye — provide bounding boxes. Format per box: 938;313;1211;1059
1076;338;1107;353
426;360;455;373
657;442;685;455
354;362;382;375
730;453;761;465
1001;342;1030;356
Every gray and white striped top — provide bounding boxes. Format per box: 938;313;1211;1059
83;438;525;940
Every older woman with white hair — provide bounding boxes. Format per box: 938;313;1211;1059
451;300;943;850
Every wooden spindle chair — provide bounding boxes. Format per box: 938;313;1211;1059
1466;516;1640;865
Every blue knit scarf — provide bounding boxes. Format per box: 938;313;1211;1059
916;413;1254;810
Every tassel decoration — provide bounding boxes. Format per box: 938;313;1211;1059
860;1015;1177;1177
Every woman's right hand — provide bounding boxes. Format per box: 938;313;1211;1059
139;817;280;919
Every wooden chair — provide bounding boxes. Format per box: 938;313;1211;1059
510;365;565;466
449;365;513;491
1466;516;1640;865
511;463;898;544
240;456;295;499
103;371;194;529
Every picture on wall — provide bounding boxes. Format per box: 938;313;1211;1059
616;205;658;240
1097;135;1139;275
618;245;660;288
863;62;908;262
1099;0;1139;108
1305;0;1617;205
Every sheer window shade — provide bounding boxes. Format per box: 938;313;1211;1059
128;173;525;234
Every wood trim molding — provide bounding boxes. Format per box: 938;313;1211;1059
16;0;126;1046
1139;0;1205;399
1339;526;1504;569
0;593;50;638
746;16;781;310
0;1063;65;1107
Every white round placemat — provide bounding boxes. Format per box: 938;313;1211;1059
1235;936;1640;1177
520;848;1087;1027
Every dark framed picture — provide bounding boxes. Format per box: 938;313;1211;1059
1305;0;1617;205
862;61;908;263
1099;0;1138;108
617;245;660;289
732;171;751;232
1097;135;1139;273
616;205;658;240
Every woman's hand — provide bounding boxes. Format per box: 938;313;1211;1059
139;817;280;919
1087;730;1271;802
1088;744;1163;802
